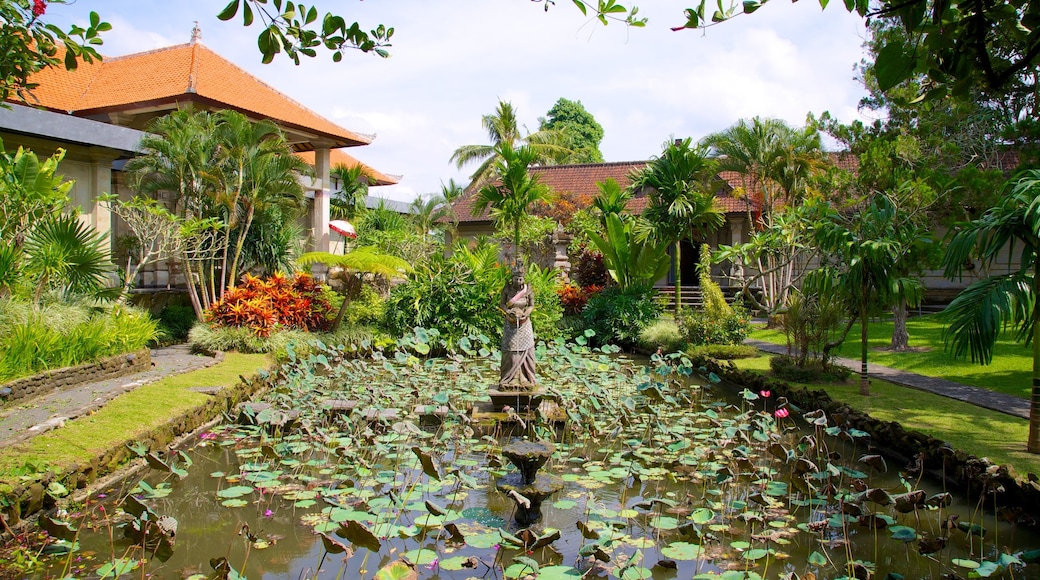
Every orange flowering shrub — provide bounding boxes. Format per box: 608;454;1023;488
207;272;333;337
557;282;604;316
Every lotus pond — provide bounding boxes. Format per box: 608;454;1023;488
33;331;1040;579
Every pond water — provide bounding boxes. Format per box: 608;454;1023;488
34;332;1040;579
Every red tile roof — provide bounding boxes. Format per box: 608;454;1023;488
453;160;758;223
295;150;400;186
22;40;372;150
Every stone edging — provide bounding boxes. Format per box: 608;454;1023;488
0;361;271;524
0;349;152;406
691;354;1040;530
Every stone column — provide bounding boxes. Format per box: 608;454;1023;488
311;146;331;253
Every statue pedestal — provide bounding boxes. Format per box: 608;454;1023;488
488;388;544;412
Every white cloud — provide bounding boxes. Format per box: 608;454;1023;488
46;0;872;200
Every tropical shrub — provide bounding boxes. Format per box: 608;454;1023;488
206;272;332;337
341;285;385;328
582;285;662;348
382;243;507;344
686;343;760;360
778;290;845;367
770;354;852;383
556;282;603;316
678;304;752;346
525;262;564;341
188;324;310;355
0;305;157;382
569;243;610;288
637;318;685;353
154;304;197;345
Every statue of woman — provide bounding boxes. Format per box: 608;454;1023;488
500;262;537;389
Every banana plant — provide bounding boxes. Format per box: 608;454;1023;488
586;213;670;291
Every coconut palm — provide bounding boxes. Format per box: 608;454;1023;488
701;117;823;227
409;194;452;243
942;170;1040;453
630;138;724;319
330;163;370;221
297;247;411;331
124;109;217;219
450;100;570;187
472;143;552;262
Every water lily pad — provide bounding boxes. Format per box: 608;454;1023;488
221;499;248;508
465;532;502;549
889;526;917;542
461;507;505;528
660;541;704;560
553;499;577;510
401;548;437;565
743;548;769;561
620;566;653;580
216;485;254;499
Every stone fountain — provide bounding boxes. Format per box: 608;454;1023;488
496;440;564;527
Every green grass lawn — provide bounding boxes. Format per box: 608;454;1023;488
731;354;1040;477
0;352;270;482
752;314;1034;400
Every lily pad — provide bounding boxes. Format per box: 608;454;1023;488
660;541;704;560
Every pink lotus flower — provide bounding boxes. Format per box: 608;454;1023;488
760;390;771;398
263;509;274;518
775;408;790;419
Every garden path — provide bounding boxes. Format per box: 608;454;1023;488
0;345;220;448
746;339;1031;420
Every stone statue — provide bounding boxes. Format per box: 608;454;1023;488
500;262;537;389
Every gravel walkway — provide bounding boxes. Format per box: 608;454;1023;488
745;339;1032;420
0;345;221;448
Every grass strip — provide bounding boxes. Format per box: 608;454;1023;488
0;352;269;482
751;315;1034;400
731;354;1040;477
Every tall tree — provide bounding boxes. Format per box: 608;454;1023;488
810;192;931;395
630;138;724;319
450;100;570;187
942;170;1040;454
472;143;552;262
539;98;605;164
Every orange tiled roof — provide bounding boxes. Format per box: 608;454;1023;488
295;150;400;187
22;40;371;149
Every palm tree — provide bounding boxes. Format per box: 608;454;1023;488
330;163;370;220
409;194;451;243
124;109;217;219
450;100;570;187
630;138;724;319
472;143;552;262
208;110;290;292
297;247;411;331
591;178;632;224
23;214;112;307
701;117;823;227
942;170;1040;454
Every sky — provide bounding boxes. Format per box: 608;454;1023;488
48;1;873;202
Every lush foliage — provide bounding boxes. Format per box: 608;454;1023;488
556;282;603;316
637;318;685;353
297;247;411;332
206;272;332;337
777;290;846;367
686;343;760;360
582;284;662;348
0;303;156;382
524;262;564;342
473;142;552;256
154;304;197;346
678;303;752;347
587;213;670;290
382;242;507;344
769;353;853;383
569;242;610;288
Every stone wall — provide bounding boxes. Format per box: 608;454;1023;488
0;350;152;405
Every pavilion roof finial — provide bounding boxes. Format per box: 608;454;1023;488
190;22;201;44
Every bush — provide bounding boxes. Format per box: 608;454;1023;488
154;304;196;345
778;290;845;367
382;243;506;344
686;344;760;360
526;263;564;342
637;319;685;353
188;324;311;354
556;282;603;316
0;305;157;382
206;272;333;337
769;354;852;383
342;285;385;328
569;243;610;288
582;285;662;348
678;303;753;346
